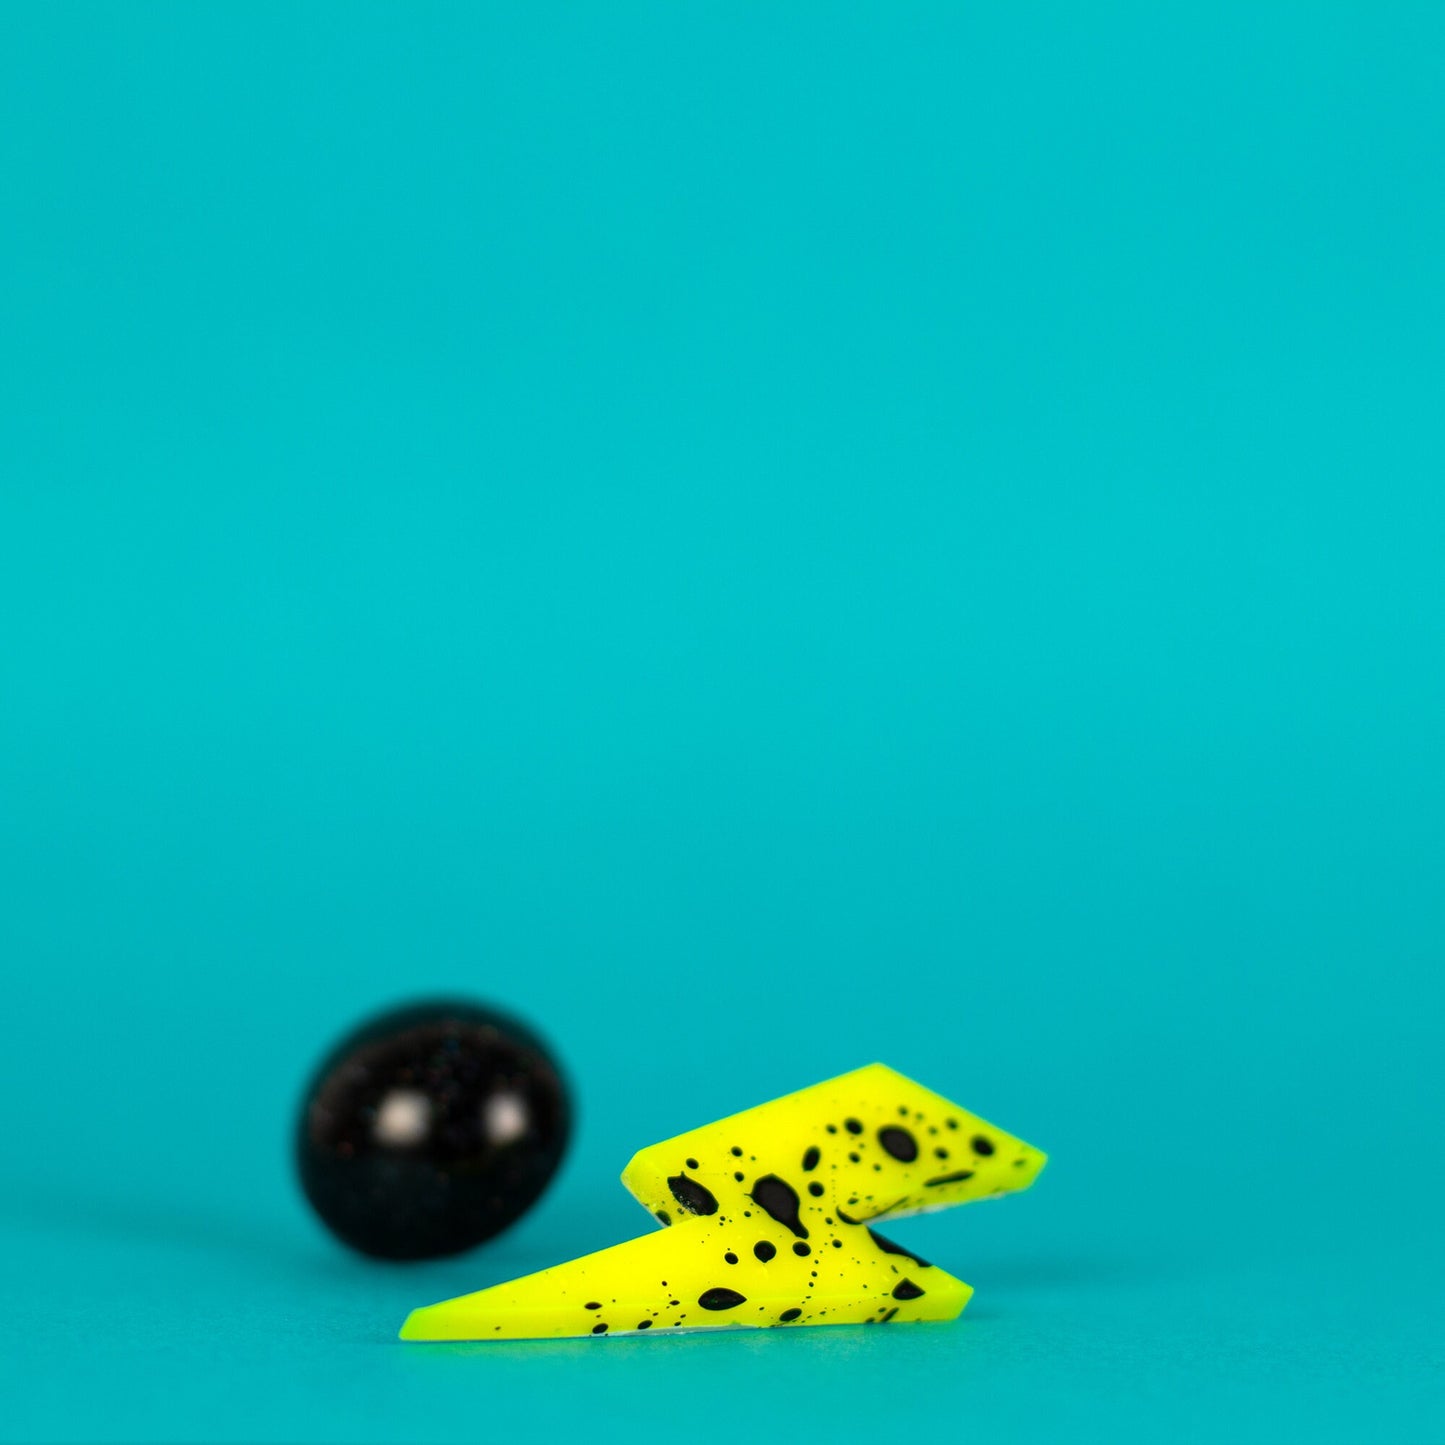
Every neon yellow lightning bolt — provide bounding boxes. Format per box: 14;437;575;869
399;1063;1046;1340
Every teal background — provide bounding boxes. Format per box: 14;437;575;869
2;5;1442;1442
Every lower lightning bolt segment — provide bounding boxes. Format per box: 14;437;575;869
399;1063;1046;1340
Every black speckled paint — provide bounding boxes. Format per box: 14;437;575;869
698;1287;747;1311
668;1175;720;1215
878;1126;918;1162
924;1169;974;1187
868;1228;932;1268
751;1175;808;1237
593;1074;1024;1337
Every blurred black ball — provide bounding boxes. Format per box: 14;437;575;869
295;999;571;1260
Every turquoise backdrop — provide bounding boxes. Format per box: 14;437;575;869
2;5;1441;1443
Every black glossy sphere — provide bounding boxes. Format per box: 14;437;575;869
296;1000;571;1260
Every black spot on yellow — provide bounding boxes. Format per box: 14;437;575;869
878;1126;919;1162
868;1228;932;1268
925;1169;974;1187
751;1175;808;1237
669;1176;719;1215
698;1287;746;1311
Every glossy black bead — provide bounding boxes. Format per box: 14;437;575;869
295;999;571;1260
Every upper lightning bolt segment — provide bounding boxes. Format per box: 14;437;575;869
400;1063;1046;1340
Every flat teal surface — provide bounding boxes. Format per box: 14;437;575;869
2;5;1443;1442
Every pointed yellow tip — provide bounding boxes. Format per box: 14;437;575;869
1016;1145;1049;1191
399;1302;476;1341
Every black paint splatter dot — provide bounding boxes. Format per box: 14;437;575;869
685;1157;699;1169
655;1210;671;1226
868;1228;932;1268
946;1118;958;1130
808;1181;824;1197
724;1251;738;1264
972;1134;995;1156
802;1146;820;1171
584;1301;601;1310
698;1287;746;1311
880;1307;898;1323
826;1124;838;1134
731;1146;743;1157
935;1147;949;1160
831;1239;842;1248
878;1126;918;1162
734;1171;745;1182
893;1278;925;1300
754;1240;776;1262
793;1241;811;1256
592;1322;608;1334
668;1175;719;1215
849;1151;860;1163
637;1320;652;1329
844;1118;863;1134
751;1175;808;1237
925;1169;974;1186
779;1308;802;1322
